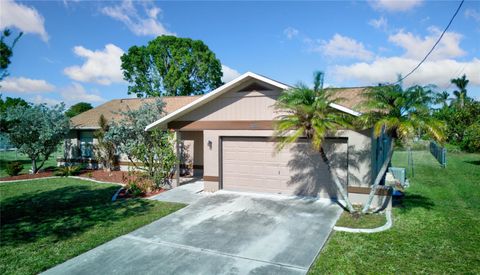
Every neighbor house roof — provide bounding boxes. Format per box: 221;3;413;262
146;72;366;131
70;96;201;129
327;87;371;113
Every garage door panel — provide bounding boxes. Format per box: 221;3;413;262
222;137;347;197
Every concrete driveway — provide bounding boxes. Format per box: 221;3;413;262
43;192;342;275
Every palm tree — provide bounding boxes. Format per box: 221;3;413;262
359;84;445;213
435;91;451;108
273;71;355;212
451;74;469;108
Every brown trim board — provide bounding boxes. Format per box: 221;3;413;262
203;176;219;182
180;164;204;170
168;120;275;130
348;186;392;196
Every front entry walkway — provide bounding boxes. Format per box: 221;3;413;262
150;179;205;204
43;192;342;275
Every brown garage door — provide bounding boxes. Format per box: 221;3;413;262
221;137;347;197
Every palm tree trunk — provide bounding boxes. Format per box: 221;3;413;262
361;138;395;214
320;147;355;212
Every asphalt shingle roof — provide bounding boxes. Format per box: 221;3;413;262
70;96;201;129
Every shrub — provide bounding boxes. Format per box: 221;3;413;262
461;122;480;153
125;171;156;196
444;143;462;153
6;161;23;176
128;182;144;197
54;165;82;177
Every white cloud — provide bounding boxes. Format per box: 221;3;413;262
28;82;106;106
334;57;480;88
30;95;61;106
331;25;479;89
62;0;81;8
64;44;125;85
101;0;174;36
60;82;105;104
369;16;388;30
465;9;480;22
0;0;49;42
283;27;299;39
221;64;241;83
308;34;374;61
0;77;55;93
388;27;465;60
369;0;423;12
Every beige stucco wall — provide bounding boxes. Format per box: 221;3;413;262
179;82;282;122
180;131;204;166
336;129;373;187
349;193;392;210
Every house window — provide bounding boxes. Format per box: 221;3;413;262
79;131;94;158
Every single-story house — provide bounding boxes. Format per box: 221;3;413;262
58;96;201;172
145;72;392;207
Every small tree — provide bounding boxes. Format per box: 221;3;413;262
66;102;93;118
121;36;223;97
105;98;176;188
4;103;70;173
94;115;117;172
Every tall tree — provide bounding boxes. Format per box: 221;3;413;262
0;29;23;81
65;102;93;118
121;36;223;97
358;84;445;213
451;74;469;108
0;95;30;132
4;103;70;173
273;71;355;212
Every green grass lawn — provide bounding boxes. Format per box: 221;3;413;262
335;211;386;229
310;151;480;274
0;150;61;178
0;178;185;275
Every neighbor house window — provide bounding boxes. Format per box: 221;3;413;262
79;131;94;158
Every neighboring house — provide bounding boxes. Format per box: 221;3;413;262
147;72;392;207
58;96;200;171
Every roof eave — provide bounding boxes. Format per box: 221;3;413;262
145;72;290;131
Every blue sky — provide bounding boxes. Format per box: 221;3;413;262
0;0;479;107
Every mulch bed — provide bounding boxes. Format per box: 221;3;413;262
77;170;131;184
1;169;167;198
116;188;166;199
0;171;55;181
